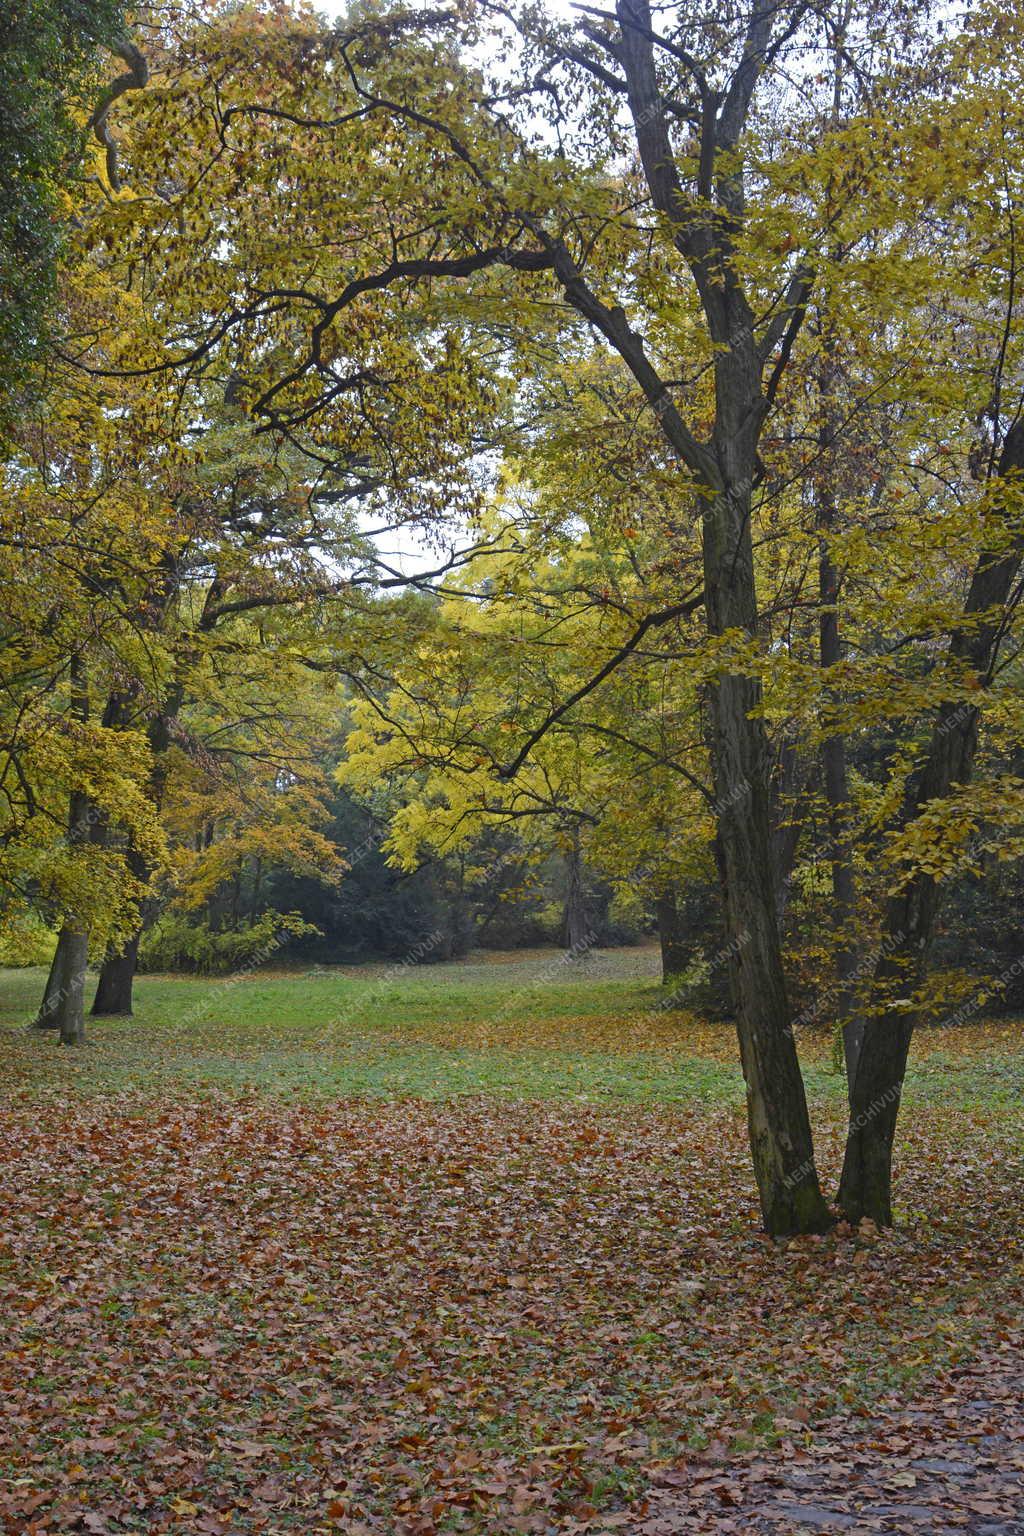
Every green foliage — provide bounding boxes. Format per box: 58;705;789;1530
138;908;319;975
0;0;121;424
0;911;57;968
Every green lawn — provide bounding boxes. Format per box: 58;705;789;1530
2;948;1021;1110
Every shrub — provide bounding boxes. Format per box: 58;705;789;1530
139;910;320;975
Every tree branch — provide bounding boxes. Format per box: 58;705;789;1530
89;38;148;193
496;587;705;779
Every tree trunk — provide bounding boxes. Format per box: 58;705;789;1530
33;925;75;1029
813;316;860;1088
836;936;913;1226
656;886;688;982
839;420;1024;1224
448;854;474;958
91;842;151;1017
56;929;89;1045
569;0;831;1234
825;738;861;1084
820;523;860;1087
703;466;832;1236
91;928;141;1016
769;729;811;923
563;837;590;953
34;924;89;1043
36;758;93;1043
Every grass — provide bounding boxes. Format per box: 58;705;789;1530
2;946;1020;1109
1;947;1022;1535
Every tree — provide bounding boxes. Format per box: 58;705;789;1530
839;420;1024;1221
0;260;173;1042
163;0;878;1232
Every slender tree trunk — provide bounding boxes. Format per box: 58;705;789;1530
449;854;474;958
703;457;832;1236
769;729;810;923
33;925;75;1029
91;928;141;1016
815;62;863;1083
563;836;589;953
824;742;860;1081
839;420;1024;1223
819;508;860;1087
656;886;688;981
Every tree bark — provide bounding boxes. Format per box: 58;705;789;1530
703;467;831;1235
656;886;688;981
34;924;89;1043
55;929;89;1045
839;420;1024;1224
33;925;76;1029
91;928;141;1016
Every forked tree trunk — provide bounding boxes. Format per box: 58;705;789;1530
91;928;142;1016
839;420;1024;1224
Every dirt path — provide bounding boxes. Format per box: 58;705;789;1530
636;1335;1024;1534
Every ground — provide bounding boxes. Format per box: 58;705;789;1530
1;947;1022;1535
